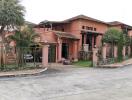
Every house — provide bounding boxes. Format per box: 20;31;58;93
34;15;132;63
108;21;132;36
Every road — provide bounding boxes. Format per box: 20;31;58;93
0;65;132;100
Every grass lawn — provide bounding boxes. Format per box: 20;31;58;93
73;60;92;67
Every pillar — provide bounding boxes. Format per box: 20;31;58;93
92;35;94;49
58;38;62;62
73;41;78;61
122;46;126;58
128;46;131;56
92;47;98;67
42;45;49;67
102;43;107;59
114;46;118;58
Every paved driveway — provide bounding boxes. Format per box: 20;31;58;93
0;65;132;100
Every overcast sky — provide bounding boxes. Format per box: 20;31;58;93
21;0;132;25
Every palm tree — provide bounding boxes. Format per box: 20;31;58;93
0;0;25;67
7;26;40;67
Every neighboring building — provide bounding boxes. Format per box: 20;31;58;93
108;21;132;36
34;15;132;62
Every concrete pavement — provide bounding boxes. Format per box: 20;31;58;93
0;65;132;100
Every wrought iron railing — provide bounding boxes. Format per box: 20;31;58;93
78;50;93;60
98;58;117;65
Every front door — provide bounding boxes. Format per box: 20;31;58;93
62;43;69;59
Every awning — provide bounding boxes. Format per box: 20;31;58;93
81;30;103;35
54;31;79;40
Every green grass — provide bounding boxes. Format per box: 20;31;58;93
73;60;92;67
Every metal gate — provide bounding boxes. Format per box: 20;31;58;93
0;46;42;71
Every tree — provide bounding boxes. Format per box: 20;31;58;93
7;26;40;67
102;28;122;44
0;0;25;34
102;28;127;61
0;0;25;67
102;28;122;57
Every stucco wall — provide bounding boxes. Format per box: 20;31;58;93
66;19;109;50
34;28;57;43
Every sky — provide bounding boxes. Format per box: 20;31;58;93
21;0;132;25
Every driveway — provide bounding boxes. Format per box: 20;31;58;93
0;65;132;100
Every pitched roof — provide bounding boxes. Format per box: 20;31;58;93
62;15;109;25
39;15;110;25
108;21;132;29
108;21;132;26
108;21;125;26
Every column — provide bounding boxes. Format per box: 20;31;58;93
128;46;131;56
102;43;107;59
114;46;118;58
92;47;98;67
92;35;94;49
58;38;62;62
73;41;78;61
42;45;49;67
84;34;87;44
122;46;126;58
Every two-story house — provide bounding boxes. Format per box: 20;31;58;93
34;15;132;62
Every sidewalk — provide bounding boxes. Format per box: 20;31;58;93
100;58;132;68
0;68;47;78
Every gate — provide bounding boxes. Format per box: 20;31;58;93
0;46;42;71
78;51;92;60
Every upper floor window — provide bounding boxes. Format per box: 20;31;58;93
82;25;97;31
94;28;96;31
62;28;64;31
82;26;85;29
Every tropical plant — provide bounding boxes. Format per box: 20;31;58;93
0;0;25;67
7;27;40;67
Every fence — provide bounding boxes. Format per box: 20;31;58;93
78;51;93;60
98;58;117;65
0;46;42;71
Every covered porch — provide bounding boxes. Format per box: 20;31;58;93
55;31;79;62
81;30;103;51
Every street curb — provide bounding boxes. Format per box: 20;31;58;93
98;63;132;68
0;67;48;78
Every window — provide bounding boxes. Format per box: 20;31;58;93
62;28;64;31
94;28;96;31
83;25;96;31
82;26;85;29
86;26;89;30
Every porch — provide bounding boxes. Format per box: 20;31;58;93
78;30;103;60
81;30;103;51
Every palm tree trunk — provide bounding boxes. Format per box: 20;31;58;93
0;26;7;69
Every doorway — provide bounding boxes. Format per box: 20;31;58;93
86;34;92;50
62;43;69;59
48;44;56;62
